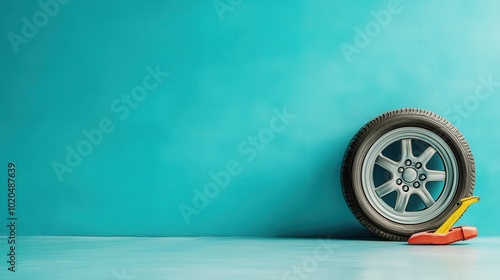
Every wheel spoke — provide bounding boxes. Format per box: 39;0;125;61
375;154;398;172
375;181;397;197
426;170;446;181
394;193;410;213
417;188;436;208
401;139;413;160
418;146;436;164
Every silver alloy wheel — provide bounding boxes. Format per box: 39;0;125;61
361;127;458;224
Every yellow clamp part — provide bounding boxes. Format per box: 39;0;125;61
434;196;480;234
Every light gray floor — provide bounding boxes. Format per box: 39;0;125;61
0;236;497;279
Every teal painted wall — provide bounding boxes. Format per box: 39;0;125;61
1;0;499;237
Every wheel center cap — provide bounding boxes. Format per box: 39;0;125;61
402;168;418;182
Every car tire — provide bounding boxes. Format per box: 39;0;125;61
341;108;475;241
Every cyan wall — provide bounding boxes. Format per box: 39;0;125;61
1;0;499;237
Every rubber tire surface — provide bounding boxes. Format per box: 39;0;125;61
341;108;475;241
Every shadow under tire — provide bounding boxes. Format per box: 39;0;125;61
341;108;475;241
